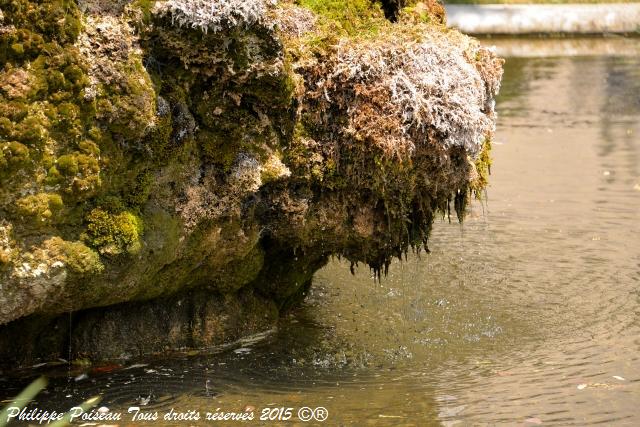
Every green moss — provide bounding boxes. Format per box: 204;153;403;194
52;152;101;195
87;126;102;141
62;241;104;275
74;153;98;174
85;208;144;256
77;140;100;157
63;64;85;84
4;141;30;161
198;129;241;171
0;101;28;122
191;64;297;169
0;0;104;220
401;5;431;24
470;138;492;197
131;0;157;23
47;237;104;275
0;117;13;138
14;115;48;145
57;102;80;122
56;153;79;176
243;70;298;108
0;0;83;45
296;0;387;37
0;28;45;63
0;141;30;172
44;166;62;185
123;171;155;207
143;112;173;159
16;193;64;223
46;69;65;91
93;196;126;214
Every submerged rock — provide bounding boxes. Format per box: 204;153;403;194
0;0;502;363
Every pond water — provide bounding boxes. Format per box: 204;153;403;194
2;46;640;426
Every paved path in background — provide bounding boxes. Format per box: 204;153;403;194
445;3;640;34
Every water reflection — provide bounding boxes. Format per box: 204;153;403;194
2;52;640;426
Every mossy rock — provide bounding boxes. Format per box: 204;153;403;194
0;0;502;363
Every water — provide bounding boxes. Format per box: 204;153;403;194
2;49;640;426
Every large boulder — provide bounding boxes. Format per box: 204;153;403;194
0;0;502;363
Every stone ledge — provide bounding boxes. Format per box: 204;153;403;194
446;4;640;34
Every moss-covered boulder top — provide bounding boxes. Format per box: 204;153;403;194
0;0;502;360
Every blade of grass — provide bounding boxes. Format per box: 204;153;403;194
0;377;48;427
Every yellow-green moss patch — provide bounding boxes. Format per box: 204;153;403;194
46;237;104;275
16;193;64;224
86;209;144;256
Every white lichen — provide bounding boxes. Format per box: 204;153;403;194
309;30;503;157
231;153;263;193
270;3;316;37
154;0;277;34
